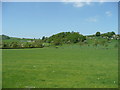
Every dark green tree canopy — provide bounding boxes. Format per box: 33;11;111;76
96;32;101;37
1;35;10;40
42;36;46;40
101;31;116;38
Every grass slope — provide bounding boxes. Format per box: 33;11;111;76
2;45;118;88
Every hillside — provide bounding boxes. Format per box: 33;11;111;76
0;35;10;40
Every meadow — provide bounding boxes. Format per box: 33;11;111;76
2;44;118;88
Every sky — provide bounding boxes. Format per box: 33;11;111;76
2;2;118;39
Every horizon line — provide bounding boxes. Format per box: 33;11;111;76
1;31;118;39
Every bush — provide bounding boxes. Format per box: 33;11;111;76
53;40;62;46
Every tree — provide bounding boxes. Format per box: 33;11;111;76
96;32;101;37
107;32;113;38
23;42;32;48
10;42;19;48
42;36;46;40
111;31;116;35
101;31;116;38
32;40;44;48
2;42;9;48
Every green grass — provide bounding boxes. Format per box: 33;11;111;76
2;45;118;88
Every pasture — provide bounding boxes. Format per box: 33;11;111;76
2;45;118;88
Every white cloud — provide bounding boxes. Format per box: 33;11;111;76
62;0;93;7
73;2;85;7
62;0;119;8
105;11;112;16
86;16;98;22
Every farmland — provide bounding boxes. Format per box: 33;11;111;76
2;1;119;88
2;44;118;88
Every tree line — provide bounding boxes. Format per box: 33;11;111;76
0;31;119;49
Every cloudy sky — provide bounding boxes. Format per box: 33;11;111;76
2;1;118;38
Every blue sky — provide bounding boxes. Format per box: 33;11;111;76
2;2;118;38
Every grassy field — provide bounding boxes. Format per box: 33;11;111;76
2;45;118;88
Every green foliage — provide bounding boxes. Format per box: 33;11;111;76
2;42;9;48
42;36;46;40
33;40;44;48
111;31;116;35
0;35;10;40
101;31;116;38
10;42;19;48
47;32;86;44
53;39;62;46
24;42;32;48
96;32;101;37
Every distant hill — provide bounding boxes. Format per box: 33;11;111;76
0;35;11;40
43;32;86;44
0;34;35;41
